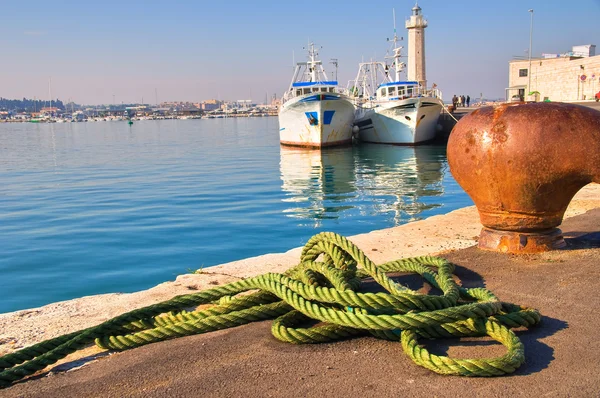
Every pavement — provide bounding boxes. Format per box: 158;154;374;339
2;205;600;397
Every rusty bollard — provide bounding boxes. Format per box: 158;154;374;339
447;102;600;253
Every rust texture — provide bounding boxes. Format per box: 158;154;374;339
478;227;566;254
447;102;600;253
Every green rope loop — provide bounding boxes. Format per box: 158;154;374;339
0;231;542;388
401;318;525;376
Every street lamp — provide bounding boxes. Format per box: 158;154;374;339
527;9;534;96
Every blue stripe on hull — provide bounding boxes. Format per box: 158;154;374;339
299;94;340;103
323;110;335;125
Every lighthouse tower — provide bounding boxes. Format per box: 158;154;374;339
405;3;427;87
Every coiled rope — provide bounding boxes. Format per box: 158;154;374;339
0;232;541;387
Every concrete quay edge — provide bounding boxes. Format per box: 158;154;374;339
1;183;599;363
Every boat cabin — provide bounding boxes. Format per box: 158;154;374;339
376;81;421;100
290;81;338;98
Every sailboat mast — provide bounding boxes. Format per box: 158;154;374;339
49;77;52;116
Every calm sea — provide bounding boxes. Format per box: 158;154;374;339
0;118;472;313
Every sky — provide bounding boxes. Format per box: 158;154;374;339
0;0;597;105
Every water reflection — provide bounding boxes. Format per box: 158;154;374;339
279;146;355;225
354;144;446;224
279;144;447;226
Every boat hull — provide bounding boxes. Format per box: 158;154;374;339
355;97;443;145
279;93;355;148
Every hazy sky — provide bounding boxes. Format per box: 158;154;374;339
1;0;597;104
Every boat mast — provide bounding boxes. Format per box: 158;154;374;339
305;42;326;82
308;43;318;82
368;61;373;95
287;62;304;92
392;9;402;82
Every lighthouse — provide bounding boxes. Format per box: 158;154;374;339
405;3;427;88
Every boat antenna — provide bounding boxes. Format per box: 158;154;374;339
391;8;401;48
385;8;404;82
330;58;338;82
303;42;320;82
393;8;396;40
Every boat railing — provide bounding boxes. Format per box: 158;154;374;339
352;85;443;105
423;87;443;100
352;81;443;98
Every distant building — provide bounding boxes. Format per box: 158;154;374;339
40;107;61;115
195;100;220;111
270;97;281;110
234;100;253;110
507;44;600;102
201;102;219;111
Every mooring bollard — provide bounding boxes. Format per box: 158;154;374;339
447;102;600;253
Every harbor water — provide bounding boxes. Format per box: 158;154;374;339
0;118;472;313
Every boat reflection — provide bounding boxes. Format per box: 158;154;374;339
279;144;447;226
279;146;355;225
353;144;446;225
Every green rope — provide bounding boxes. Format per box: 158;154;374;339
0;231;541;387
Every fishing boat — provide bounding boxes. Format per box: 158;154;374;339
278;43;355;148
350;9;443;145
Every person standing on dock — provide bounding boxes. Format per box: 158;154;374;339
458;95;463;107
466;95;471;107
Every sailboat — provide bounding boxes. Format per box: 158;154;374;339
278;43;355;148
351;7;443;145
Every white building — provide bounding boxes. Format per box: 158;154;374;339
507;44;600;102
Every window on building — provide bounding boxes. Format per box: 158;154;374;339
519;69;528;77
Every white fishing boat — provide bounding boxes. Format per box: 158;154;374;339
279;43;355;148
351;6;443;145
